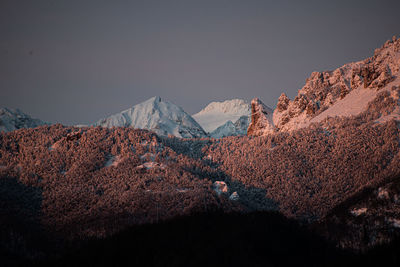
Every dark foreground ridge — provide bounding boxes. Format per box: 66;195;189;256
17;211;398;267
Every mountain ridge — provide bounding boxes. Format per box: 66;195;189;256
93;96;207;138
268;36;400;134
0;107;47;132
192;99;252;133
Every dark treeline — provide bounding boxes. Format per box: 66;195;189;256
313;173;400;251
35;211;400;267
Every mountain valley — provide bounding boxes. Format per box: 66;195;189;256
1;37;400;266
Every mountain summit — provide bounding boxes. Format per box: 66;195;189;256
0;108;47;132
94;96;206;138
192;99;251;135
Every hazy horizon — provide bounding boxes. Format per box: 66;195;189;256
1;0;400;125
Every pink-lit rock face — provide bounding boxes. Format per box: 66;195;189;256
247;98;275;137
272;36;400;132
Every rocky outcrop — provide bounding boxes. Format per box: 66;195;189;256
272;36;400;132
213;181;228;195
247;98;274;136
276;93;290;112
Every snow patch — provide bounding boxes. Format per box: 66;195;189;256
105;155;122;168
137;162;165;170
247;98;275;136
229;191;239;201
351;207;368;216
377;187;390;199
176;188;190;193
312;87;378;122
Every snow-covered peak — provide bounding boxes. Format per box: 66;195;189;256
210;115;251;138
195;99;250;115
0;108;47;132
192;99;251;133
94;96;207;138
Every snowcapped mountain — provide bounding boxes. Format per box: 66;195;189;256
192;99;251;136
210;115;251;138
271;36;400;133
0;108;47;132
94;96;207;138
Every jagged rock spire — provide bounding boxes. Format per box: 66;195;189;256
247;98;275;136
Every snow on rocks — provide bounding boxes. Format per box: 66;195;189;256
247;98;275;136
377;187;390;200
176;188;190;193
104;155;123;168
229;191;239;201
351;207;368;216
137;162;166;170
213;181;228;195
272;36;400;132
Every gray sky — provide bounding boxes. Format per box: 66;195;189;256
1;0;400;125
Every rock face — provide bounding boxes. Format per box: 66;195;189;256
94;96;207;138
247;98;274;136
272;36;400;132
0;108;47;132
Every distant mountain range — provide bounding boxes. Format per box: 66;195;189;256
0;108;47;132
2;36;400;140
93;97;255;138
2;36;400;265
93;96;206;138
0;98;256;138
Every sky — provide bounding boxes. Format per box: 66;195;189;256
1;0;400;125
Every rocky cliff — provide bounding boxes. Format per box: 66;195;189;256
271;36;400;132
247;98;274;136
